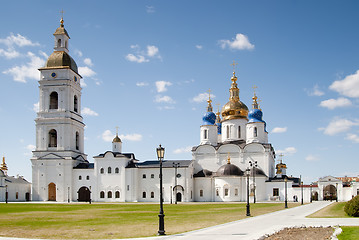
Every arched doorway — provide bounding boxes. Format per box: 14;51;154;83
323;185;337;201
48;182;56;201
176;192;182;202
25;192;30;201
173;185;184;203
312;191;318;201
77;187;91;202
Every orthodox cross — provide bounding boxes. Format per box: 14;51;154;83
216;103;221;113
278;153;284;164
230;60;238;72
60;9;65;19
253;85;258;95
115;126;119;136
207;89;212;101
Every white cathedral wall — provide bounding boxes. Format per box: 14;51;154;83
72;169;95;201
194;178;213;201
221;119;247;142
246;123;266;144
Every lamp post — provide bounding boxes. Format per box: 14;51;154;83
310;184;313;203
284;177;288;208
156;144;165;236
173;162;180;204
5;185;8;204
68;186;70;203
336;183;338;202
246;167;251;216
249;160;257;203
301;181;304;205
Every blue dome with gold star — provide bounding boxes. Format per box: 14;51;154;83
248;108;264;123
203;111;216;125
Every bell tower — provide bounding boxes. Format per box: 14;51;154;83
31;17;87;202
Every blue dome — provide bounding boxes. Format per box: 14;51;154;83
202;111;216;125
248;109;264;123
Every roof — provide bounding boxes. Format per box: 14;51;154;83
73;163;94;169
134;160;193;168
266;175;300;184
216;163;244;176
5;176;31;184
192;140;274;153
94;151;136;159
41;51;79;74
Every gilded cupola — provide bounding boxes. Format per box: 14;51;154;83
221;71;248;121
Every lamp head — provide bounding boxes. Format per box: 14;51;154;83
156;144;165;159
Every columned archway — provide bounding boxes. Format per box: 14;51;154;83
48;182;56;201
323;185;337;201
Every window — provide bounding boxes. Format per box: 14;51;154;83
115;167;119;174
48;129;57;147
115;191;120;198
204;129;208;139
238;126;241;138
224;188;229;196
216;189;219;196
108;167;112;174
200;190;203;197
16;192;19;199
143;174;146;179
100;168;104;174
57;39;61;48
107;191;112;198
235;188;238;196
79;175;82;180
74;95;78;112
254;127;258;137
86;175;89;180
100;191;105;198
49;92;58;109
226;126;230;139
151;192;154;198
273;188;279;197
151;174;154;179
127;185;129;191
142;192;146;198
75;132;79;150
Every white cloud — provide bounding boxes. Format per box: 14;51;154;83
33;102;39;112
83;58;93;67
346;133;359;143
320;117;359;136
82;107;99;116
154;95;175;104
271;127;287;133
119;133;143;141
0;48;20;59
155;81;172;93
146;6;155;13
74;49;83;57
329;70;359;98
3;51;45;83
305;154;320;161
78;66;96;77
173;146;192;154
136;82;149;87
80;79;87;88
277;147;297;155
102;130;115;142
147;45;159;57
125;53;148;63
319;97;352;110
195;45;203;50
26;144;36;151
192;92;216;103
307;84;324;96
219;33;254;50
0;33;39;47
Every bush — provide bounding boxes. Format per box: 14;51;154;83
344;195;359;217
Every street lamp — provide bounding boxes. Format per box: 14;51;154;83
173;162;180;204
284;177;288;208
249;160;257;203
310;184;313;203
156;144;165;236
5;185;8;204
301;181;304;205
336;183;338;202
246;167;251;216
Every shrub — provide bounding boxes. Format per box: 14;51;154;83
344;195;359;217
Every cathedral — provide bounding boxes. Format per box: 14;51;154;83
28;18;359;203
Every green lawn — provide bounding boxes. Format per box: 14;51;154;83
0;202;299;239
308;202;350;218
338;226;359;240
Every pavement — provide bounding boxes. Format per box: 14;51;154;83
2;201;359;240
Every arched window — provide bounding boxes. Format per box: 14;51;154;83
235;188;239;196
142;192;146;198
226;126;230;139
200;189;203;197
238;126;241;138
65;40;68;49
203;129;208;139
57;39;61;48
224;188;229;196
151;192;154;198
79;175;82;180
115;191;120;198
49;92;58;109
75;132;79;150
108;167;112;174
48;129;57;147
107;191;112;198
115;167;119;174
74;96;78;112
100;168;104;174
86;175;89;180
100;191;105;198
254;127;258;137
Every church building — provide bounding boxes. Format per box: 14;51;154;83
29;18;359;203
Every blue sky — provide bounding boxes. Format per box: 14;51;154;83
1;1;359;183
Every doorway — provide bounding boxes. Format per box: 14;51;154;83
48;182;56;201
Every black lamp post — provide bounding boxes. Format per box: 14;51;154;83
284;177;288;208
173;162;180;204
156;144;165;236
5;185;8;204
301;181;304;205
246;167;251;216
310;184;313;203
336;183;338;202
249;160;257;203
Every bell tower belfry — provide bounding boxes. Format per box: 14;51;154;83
31;17;87;202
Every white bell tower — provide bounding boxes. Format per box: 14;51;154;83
31;17;87;202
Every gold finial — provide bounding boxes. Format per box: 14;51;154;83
230;60;238;74
252;85;259;109
1;156;8;173
60;10;65;26
216;103;221;114
206;89;213;112
115;126;119;136
227;153;231;164
278;153;284;164
253;85;257;95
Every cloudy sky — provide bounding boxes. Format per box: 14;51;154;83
1;1;359;183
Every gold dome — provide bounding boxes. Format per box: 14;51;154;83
113;135;122;143
221;71;248;121
42;51;79;74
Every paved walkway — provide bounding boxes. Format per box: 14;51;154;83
121;201;359;240
2;201;359;240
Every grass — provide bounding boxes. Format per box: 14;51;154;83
338;226;359;240
308;202;350;218
0;202;299;239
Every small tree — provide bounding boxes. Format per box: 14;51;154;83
344;195;359;217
